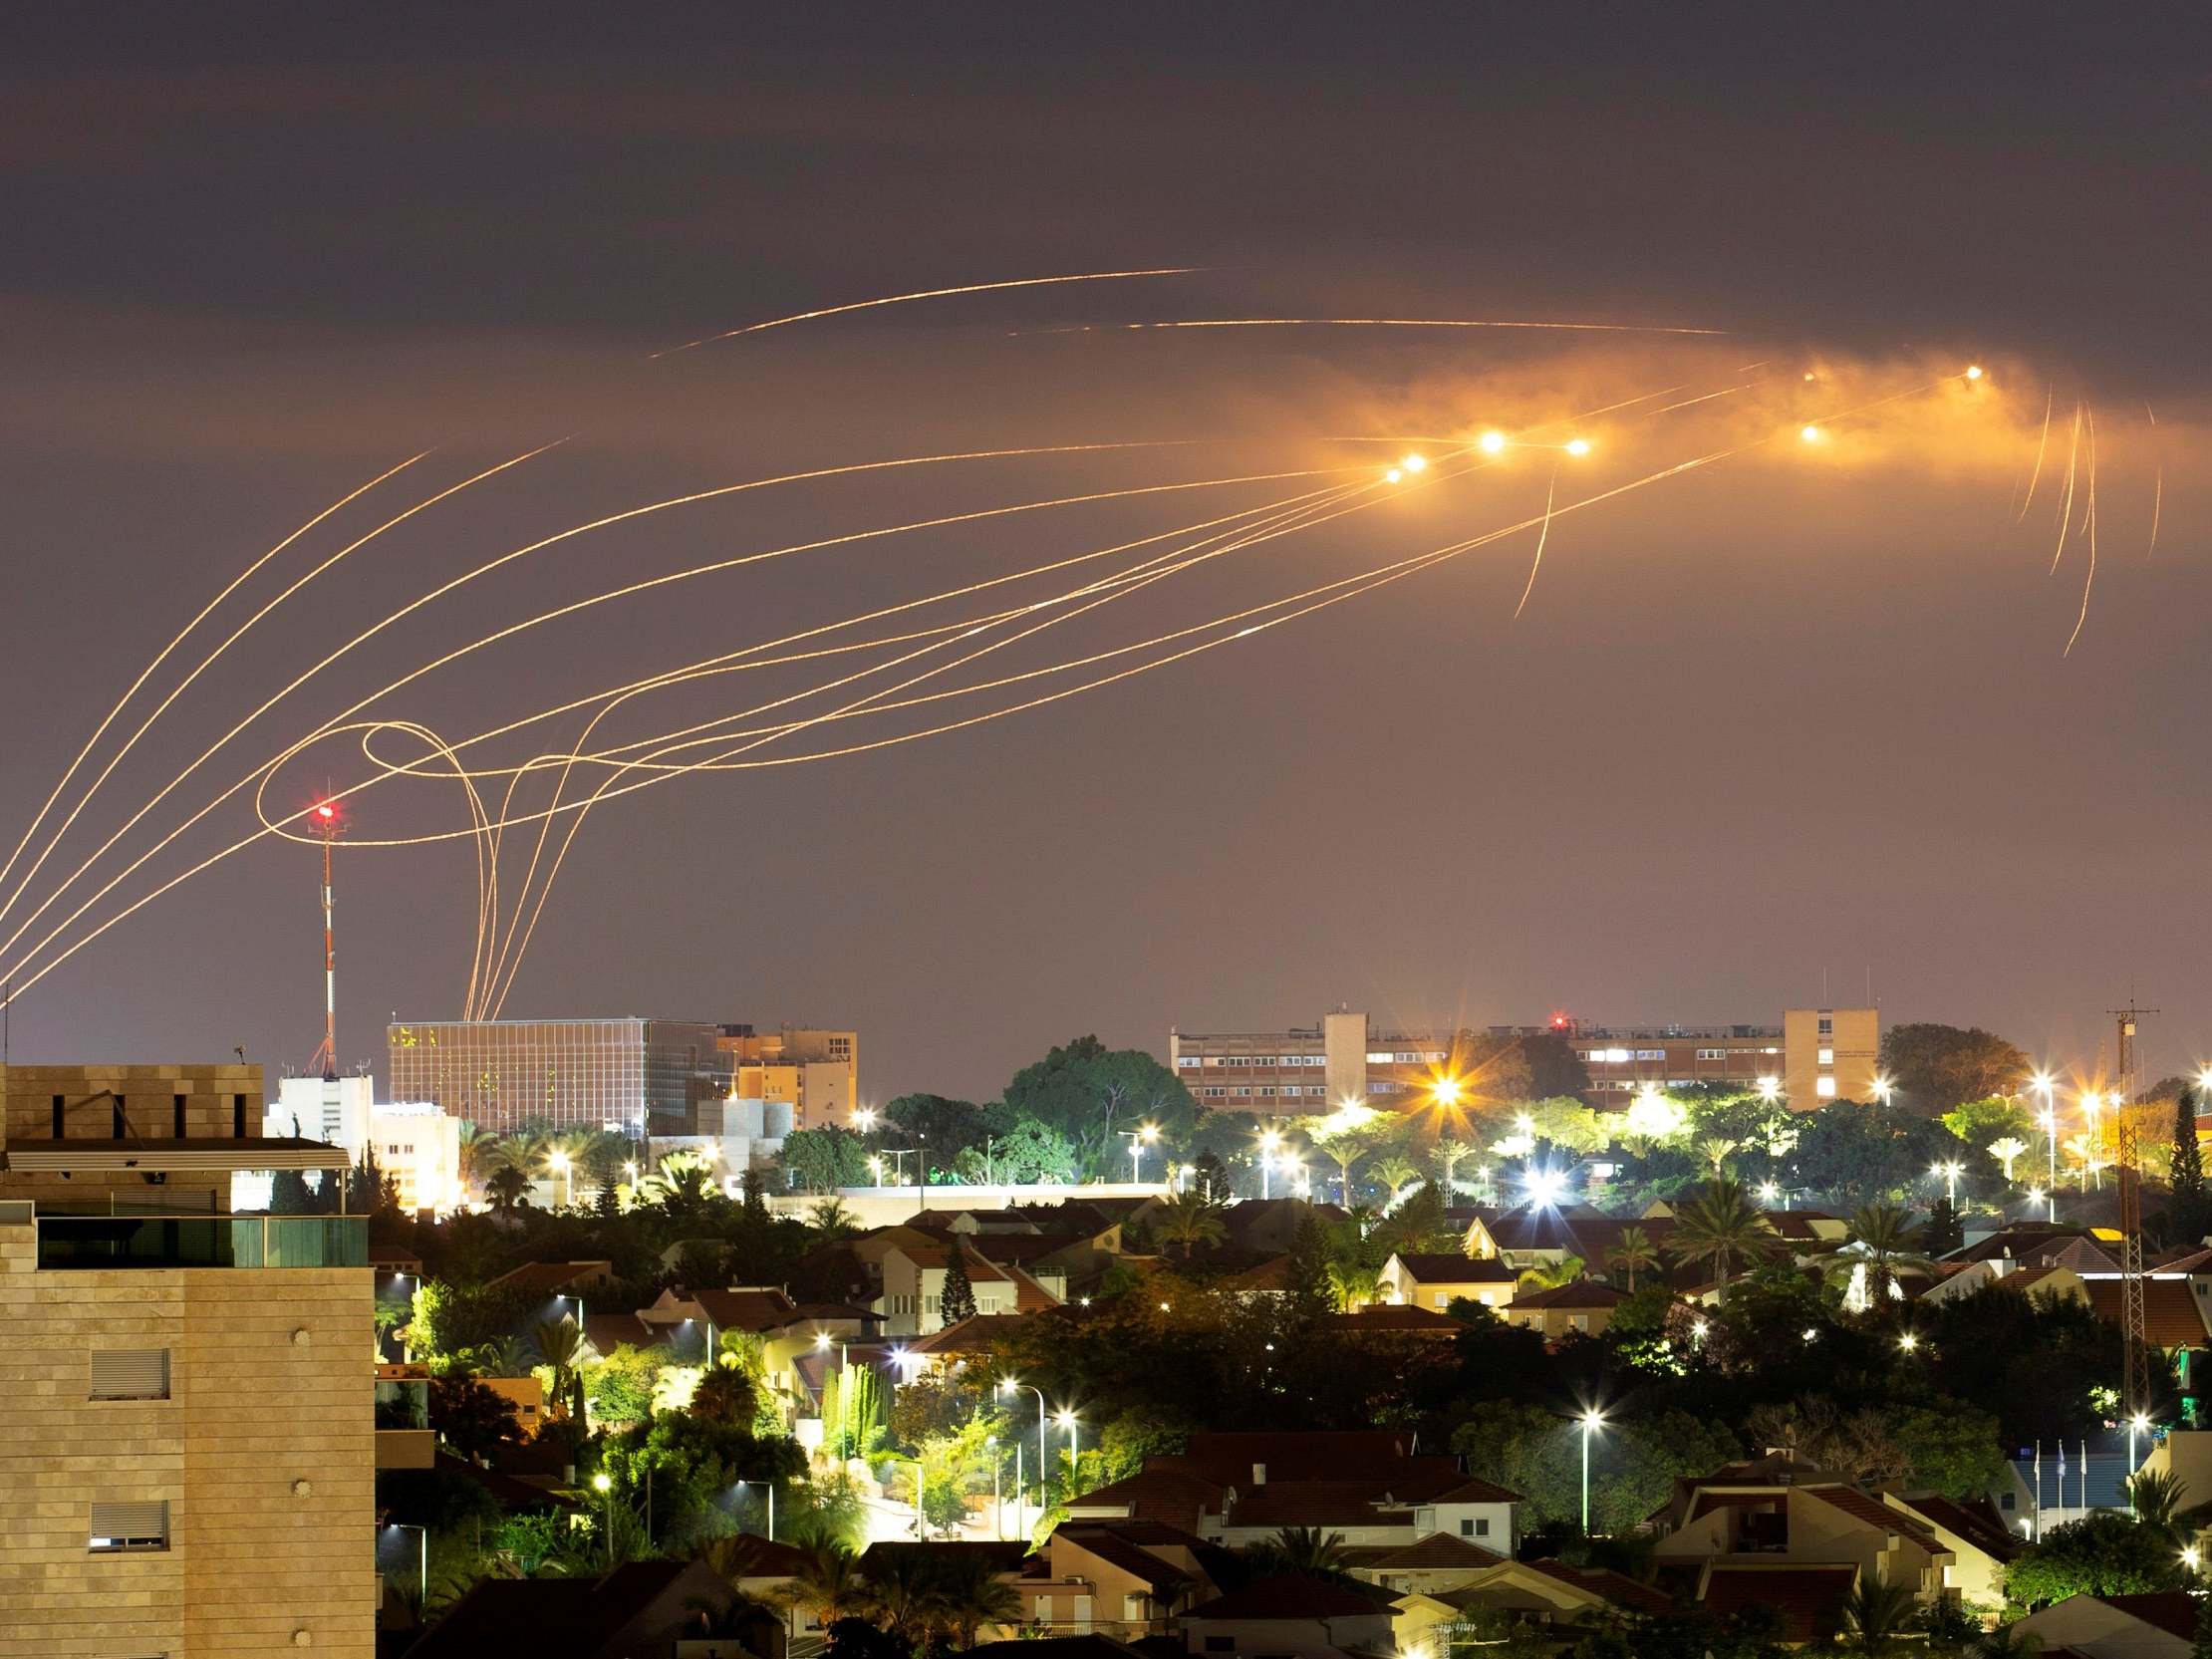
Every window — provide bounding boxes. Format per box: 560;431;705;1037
1818;1016;1833;1034
113;1093;128;1139
1816;1076;1837;1098
233;1094;248;1137
90;1349;169;1401
1999;1491;2015;1511
89;1501;168;1552
1460;1518;1474;1535
1176;1056;1201;1068
1818;1047;1834;1065
1635;1048;1666;1061
53;1093;65;1137
173;1094;187;1138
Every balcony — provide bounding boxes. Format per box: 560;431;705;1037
32;1214;369;1269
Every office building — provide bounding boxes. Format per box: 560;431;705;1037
1170;1011;1449;1117
387;1017;735;1135
716;1024;859;1131
1783;1006;1881;1107
1546;1025;1788;1099
0;1062;373;1657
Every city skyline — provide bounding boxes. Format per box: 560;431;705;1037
2;8;2207;1103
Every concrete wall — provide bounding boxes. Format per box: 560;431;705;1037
0;1221;374;1657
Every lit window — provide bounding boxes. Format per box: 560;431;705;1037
1818;1048;1833;1065
1816;1077;1837;1098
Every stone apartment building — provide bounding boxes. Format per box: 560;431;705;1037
0;1061;375;1658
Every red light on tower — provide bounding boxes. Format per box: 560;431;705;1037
1549;1011;1570;1030
315;801;336;822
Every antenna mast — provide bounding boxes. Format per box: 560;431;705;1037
2110;997;2158;1421
309;800;340;1081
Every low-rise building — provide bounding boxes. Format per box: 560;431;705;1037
1013;1520;1226;1639
1506;1280;1626;1340
2015;1589;2200;1658
1176;1574;1398;1657
1379;1251;1517;1311
878;1241;1063;1336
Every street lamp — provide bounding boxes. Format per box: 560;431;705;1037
1930;1161;1962;1208
734;1479;775;1540
592;1472;615;1566
1001;1379;1047;1525
1872;1075;1895;1108
1057;1407;1081;1498
2129;1412;2152;1491
1127;1123;1159;1185
2026;1186;2049;1224
854;1107;877;1133
1757;1180;1781;1209
548;1149;572;1209
1579;1408;1605;1537
1257;1129;1281;1200
985;1434;1002;1538
1897;1332;1919;1353
2033;1070;2058;1207
1756;1075;1781;1104
868;1154;884;1189
1430;1074;1463;1109
385;1521;427;1610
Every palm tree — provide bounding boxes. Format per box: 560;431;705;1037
1324;1258;1384;1311
931;1550;1024;1648
1517;1253;1586;1292
1836;1575;1917;1656
1694;1135;1739;1178
1153;1189;1229;1259
1372;1157;1422;1207
454;1121;489;1197
466;1334;533;1377
1272;1524;1351;1578
2127;1469;2212;1553
484;1165;530;1213
1842;1205;1935;1305
782;1541;867;1626
1606;1227;1659;1292
805;1197;859;1240
1987;1135;2029;1185
531;1316;587;1421
1666;1178;1778;1289
861;1548;948;1647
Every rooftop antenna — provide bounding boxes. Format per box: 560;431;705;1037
308;795;342;1081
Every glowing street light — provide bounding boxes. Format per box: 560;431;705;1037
1258;1127;1282;1200
2032;1070;2059;1208
868;1154;884;1188
854;1107;877;1132
1128;1122;1160;1185
592;1472;615;1566
1757;1075;1781;1104
1799;424;1823;443
1579;1408;1605;1536
1056;1407;1082;1497
1965;365;1985;381
1757;1180;1781;1208
1430;1074;1463;1109
1001;1379;1048;1520
2129;1412;2152;1491
547;1149;572;1209
1401;453;1427;473
1897;1332;1919;1353
1563;437;1591;457
1478;430;1508;454
1523;1166;1568;1209
1872;1075;1895;1107
1930;1161;1962;1207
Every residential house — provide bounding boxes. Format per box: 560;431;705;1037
1918;1260;2090;1309
401;1558;765;1658
903;1311;1041;1376
1506;1280;1625;1339
1881;1492;2021;1605
1339;1531;1506;1596
637;1284;880;1408
2015;1589;2200;1658
1379;1251;1517;1312
1220;1196;1346;1254
1647;1469;1954;1607
486;1257;619;1309
1322;1304;1464;1340
878;1241;1062;1336
1013;1520;1229;1639
1443;1555;1671;1624
1176;1574;1397;1658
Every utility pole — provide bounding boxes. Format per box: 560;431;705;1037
309;800;340;1081
2110;999;2159;1423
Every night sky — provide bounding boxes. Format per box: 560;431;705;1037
4;7;2210;1101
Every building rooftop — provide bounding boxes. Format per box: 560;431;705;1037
1696;1562;1856;1644
1183;1573;1383;1622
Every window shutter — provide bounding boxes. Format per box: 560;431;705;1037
90;1349;169;1400
89;1501;168;1548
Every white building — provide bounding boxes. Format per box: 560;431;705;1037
649;1092;793;1187
266;1076;462;1217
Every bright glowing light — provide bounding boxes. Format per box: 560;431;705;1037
1757;1075;1781;1103
1758;1181;1780;1205
1430;1075;1463;1108
592;1473;613;1493
1872;1075;1894;1105
2032;1070;2055;1095
314;801;336;821
1137;1122;1159;1144
1625;1086;1684;1142
2187;1546;2201;1570
1965;365;1985;381
1690;1319;1709;1341
1401;454;1427;473
1384;468;1403;484
1802;1327;1818;1342
1581;1407;1604;1428
1799;424;1823;443
1515;1110;1534;1136
1478;430;1508;454
2132;1412;2152;1432
1055;1408;1077;1429
1898;1332;1919;1352
815;1331;832;1349
1522;1166;1568;1208
854;1108;876;1131
1259;1128;1281;1152
2198;1067;2212;1096
2027;1186;2045;1205
1563;437;1591;457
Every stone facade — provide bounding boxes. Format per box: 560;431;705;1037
0;1217;375;1657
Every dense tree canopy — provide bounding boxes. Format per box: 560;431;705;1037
1881;1023;2032;1115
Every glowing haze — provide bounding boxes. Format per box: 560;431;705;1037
0;9;2207;1098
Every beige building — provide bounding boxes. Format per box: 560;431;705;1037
269;1077;462;1215
1783;1006;1881;1107
719;1025;858;1131
0;1062;373;1658
1170;1010;1448;1117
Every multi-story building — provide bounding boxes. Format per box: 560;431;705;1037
266;1074;462;1215
1169;1010;1448;1117
716;1024;859;1131
1783;1006;1881;1107
0;1061;375;1658
387;1017;736;1135
1538;1024;1788;1100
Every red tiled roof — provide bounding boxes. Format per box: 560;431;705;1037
1003;1258;1064;1312
1340;1531;1504;1570
1422;1476;1521;1505
1055;1525;1200;1591
1229;1481;1414;1530
1806;1486;1944;1552
1509;1281;1626;1310
1183;1573;1381;1621
1390;1252;1514;1283
1224;1254;1295;1291
486;1259;610;1298
1889;1493;2023;1562
906;1313;1033;1354
1324;1304;1462;1334
2097;1591;2202;1640
2081;1277;2212;1347
1182;1431;1417;1485
1524;1558;1672;1614
1697;1564;1855;1643
1067;1467;1233;1534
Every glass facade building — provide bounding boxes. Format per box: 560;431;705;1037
386;1018;731;1133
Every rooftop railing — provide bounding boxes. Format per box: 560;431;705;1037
34;1214;368;1269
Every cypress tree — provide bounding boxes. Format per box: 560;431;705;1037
2174;1087;2209;1245
939;1245;977;1326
